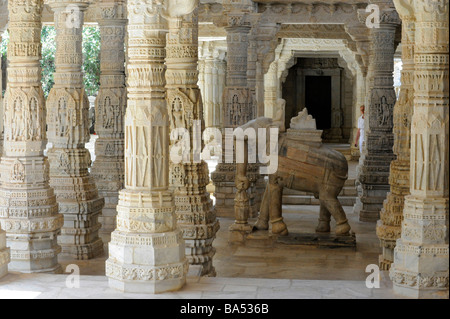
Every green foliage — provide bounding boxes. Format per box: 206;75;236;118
41;27;56;97
82;26;101;97
0;31;8;97
0;26;100;98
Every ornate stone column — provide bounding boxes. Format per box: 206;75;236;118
105;0;188;293
0;225;8;278
166;8;219;277
203;57;214;128
0;32;3;156
377;7;415;270
91;0;127;248
0;38;8;275
46;0;104;259
354;4;400;222
390;0;449;298
0;0;63;273
216;59;226;127
211;5;260;219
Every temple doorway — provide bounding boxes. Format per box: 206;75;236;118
282;57;351;142
305;75;332;131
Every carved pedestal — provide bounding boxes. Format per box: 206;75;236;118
91;1;127;248
46;1;103;259
0;0;63;273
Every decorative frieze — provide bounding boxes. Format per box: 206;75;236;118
0;0;63;273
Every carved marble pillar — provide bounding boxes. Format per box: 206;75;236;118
377;11;415;270
390;0;449;298
211;12;259;219
264;61;279;119
346;22;370;158
91;0;127;248
0;33;3;156
247;30;257;116
203;58;214;128
215;59;226;128
105;0;188;293
46;0;104;259
0;225;8;278
355;7;400;222
0;0;63;273
0;33;8;275
166;9;219;277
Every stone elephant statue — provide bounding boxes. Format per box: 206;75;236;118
236;117;352;237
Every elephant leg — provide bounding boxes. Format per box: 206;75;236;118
316;202;331;233
254;184;270;230
320;195;351;236
269;176;288;236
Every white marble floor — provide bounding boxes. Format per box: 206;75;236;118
0;270;406;299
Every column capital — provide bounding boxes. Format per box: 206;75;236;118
97;0;127;22
45;0;91;11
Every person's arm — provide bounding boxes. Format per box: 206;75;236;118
355;129;360;147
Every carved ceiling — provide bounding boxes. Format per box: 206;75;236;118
0;0;381;76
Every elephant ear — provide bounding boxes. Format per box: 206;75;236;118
165;0;198;17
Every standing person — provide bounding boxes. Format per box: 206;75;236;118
354;105;365;153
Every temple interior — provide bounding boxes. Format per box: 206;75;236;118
0;0;448;299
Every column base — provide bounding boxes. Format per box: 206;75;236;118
108;276;186;294
98;192;119;250
355;184;391;222
392;282;449;299
390;240;449;299
379;255;393;271
183;220;220;277
60;238;104;260
106;230;188;294
9;262;62;274
185;246;217;277
0;232;10;279
6;230;63;273
56;194;105;260
214;181;259;218
229;223;253;244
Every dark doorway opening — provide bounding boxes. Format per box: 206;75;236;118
305;76;332;130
